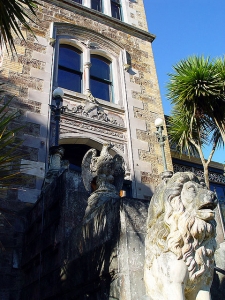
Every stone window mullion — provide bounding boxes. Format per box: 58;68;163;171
83;48;90;94
104;0;112;16
83;0;91;8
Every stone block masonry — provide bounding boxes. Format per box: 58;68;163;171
0;0;172;202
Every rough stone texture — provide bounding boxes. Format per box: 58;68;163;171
82;143;125;216
211;242;225;299
0;0;172;203
0;198;31;300
21;170;150;299
0;169;221;300
145;172;218;300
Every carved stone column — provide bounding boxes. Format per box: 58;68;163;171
84;62;92;94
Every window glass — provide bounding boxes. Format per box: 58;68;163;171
58;70;82;92
90;79;111;102
90;55;112;102
73;0;82;3
58;45;81;71
210;185;225;202
91;0;102;12
111;0;122;20
58;45;82;93
90;56;110;80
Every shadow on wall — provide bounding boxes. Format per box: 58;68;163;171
20;170;120;300
211;270;225;299
21;168;151;300
0;70;49;199
0;68;49;299
62;200;121;300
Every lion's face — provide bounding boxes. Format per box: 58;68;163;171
145;172;217;300
145;172;218;278
181;180;217;221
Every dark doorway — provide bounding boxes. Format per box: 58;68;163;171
60;144;100;171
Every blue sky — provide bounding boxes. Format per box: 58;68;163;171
143;0;225;163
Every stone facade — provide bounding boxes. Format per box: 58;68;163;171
0;1;174;299
0;0;172;203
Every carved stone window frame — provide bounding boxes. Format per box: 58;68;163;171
53;34;123;106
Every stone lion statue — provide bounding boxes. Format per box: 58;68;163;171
144;172;217;300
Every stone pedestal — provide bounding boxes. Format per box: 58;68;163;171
63;192;149;299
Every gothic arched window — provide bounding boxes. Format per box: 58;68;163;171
58;45;82;93
90;55;112;102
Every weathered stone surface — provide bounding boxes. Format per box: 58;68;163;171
144;172;218;300
82;143;125;216
21;169;150;299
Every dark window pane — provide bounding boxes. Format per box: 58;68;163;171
90;55;112;101
210;185;225;202
58;45;82;93
90;56;110;81
59;45;81;72
58;69;82;93
91;0;102;12
90;79;111;102
73;0;82;3
111;0;122;20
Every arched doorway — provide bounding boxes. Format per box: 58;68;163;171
59;134;132;197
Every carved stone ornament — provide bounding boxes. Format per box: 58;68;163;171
66;92;124;127
42;146;69;189
144;171;218;300
81;143;125;215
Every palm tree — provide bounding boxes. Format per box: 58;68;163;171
167;56;225;187
168;105;223;188
0;0;36;53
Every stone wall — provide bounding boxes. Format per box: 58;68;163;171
0;0;172;202
21;170;150;300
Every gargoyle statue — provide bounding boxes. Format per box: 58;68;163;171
82;143;125;214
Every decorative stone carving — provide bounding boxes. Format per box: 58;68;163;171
42;146;69;189
66;92;124;127
60;117;124;139
82;143;125;215
173;163;225;185
144;171;218;300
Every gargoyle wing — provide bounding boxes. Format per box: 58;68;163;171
81;148;97;193
113;154;125;193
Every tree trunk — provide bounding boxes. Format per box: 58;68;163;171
203;164;210;189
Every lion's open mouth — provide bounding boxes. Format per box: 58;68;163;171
197;202;216;220
198;203;216;211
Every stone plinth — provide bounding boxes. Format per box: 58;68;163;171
63;197;149;300
21;170;149;299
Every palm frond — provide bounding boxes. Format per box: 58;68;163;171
0;0;37;53
0;98;26;189
167;56;223;114
168;107;201;156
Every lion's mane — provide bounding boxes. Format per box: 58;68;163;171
145;172;217;285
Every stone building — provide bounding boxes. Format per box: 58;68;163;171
0;0;224;299
0;1;173;298
1;0;172;204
